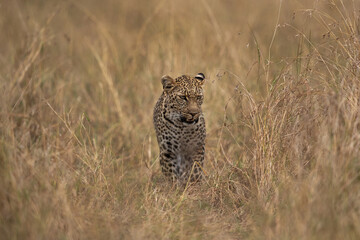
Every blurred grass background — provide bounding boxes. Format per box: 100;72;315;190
1;0;360;239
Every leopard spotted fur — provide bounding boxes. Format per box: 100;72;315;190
153;73;206;183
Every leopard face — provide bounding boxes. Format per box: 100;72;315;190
161;74;205;125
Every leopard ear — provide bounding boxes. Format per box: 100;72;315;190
195;73;205;85
161;75;176;92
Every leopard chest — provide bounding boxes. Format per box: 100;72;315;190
159;119;205;156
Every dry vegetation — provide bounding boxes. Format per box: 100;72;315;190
1;0;360;239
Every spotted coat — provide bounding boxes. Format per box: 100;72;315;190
153;73;206;183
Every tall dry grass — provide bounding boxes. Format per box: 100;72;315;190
1;0;359;239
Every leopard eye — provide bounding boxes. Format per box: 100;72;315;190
178;95;187;100
197;95;203;100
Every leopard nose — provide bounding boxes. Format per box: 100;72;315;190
188;106;198;115
188;101;199;117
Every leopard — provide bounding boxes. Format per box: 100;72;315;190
153;73;206;184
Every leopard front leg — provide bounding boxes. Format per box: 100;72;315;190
159;151;178;181
181;146;205;183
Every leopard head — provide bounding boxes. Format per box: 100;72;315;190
161;73;205;124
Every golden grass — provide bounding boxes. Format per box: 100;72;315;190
1;0;360;239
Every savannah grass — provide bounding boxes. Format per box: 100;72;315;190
1;0;359;239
